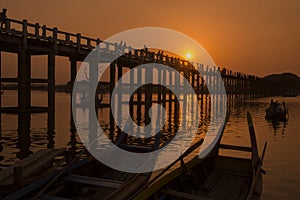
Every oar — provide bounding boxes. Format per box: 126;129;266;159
260;141;267;175
147;138;204;186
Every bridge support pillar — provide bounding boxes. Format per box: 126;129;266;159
162;67;167;107
145;66;153;125
48;52;55;148
157;68;162;103
110;62;116;142
117;63;122;137
69;57;77;129
70;57;77;83
18;49;31;112
0;51;1;128
17;112;31;159
48;52;55;111
168;69;173;104
174;70;180;115
197;73;200;99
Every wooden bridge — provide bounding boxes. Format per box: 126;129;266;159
0;12;266;162
0;14;261;115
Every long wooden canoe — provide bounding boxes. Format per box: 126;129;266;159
131;112;265;200
0;148;66;199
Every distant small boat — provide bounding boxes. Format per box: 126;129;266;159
265;99;288;122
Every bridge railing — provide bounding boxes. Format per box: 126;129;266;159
0;17;125;53
0;15;261;96
0;17;195;66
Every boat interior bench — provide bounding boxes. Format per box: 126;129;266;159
61;175;124;188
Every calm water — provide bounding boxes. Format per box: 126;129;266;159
1;91;300;199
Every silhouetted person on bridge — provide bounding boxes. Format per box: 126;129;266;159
0;8;7;28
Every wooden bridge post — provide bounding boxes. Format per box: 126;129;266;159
110;62;116;94
209;67;212;95
206;66;209;97
117;62;123;137
34;23;40;39
88;55;98;147
157;68;162;103
216;67;220;95
145;66;153;126
195;73;199;122
17;112;31;159
191;71;195;116
0;51;2;110
42;25;46;40
174;69;180;114
129;65;134;120
48;52;55;112
47;52;55;146
162;67;167;107
22;20;28;49
200;64;204;98
137;66;142;103
70;57;77;86
109;62;116;142
18;49;31;112
76;33;81;53
136;66;142;132
47;109;55;148
191;71;195;89
231;71;234;97
213;66;216;95
4;19;10;32
196;68;200;98
69;57;77;127
169;68;173;104
53;28;58;54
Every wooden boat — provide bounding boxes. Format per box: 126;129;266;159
0;148;66;199
131;112;266;200
265;100;288;122
1;135;158;200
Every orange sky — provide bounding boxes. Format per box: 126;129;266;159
0;0;299;84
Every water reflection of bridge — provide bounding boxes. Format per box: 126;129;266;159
0;14;261;161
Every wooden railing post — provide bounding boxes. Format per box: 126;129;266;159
114;42;118;59
65;33;70;44
34;23;40;38
5;19;10;32
42;25;46;40
87;38;91;48
76;33;81;53
22;20;28;48
96;38;101;46
53;27;58;54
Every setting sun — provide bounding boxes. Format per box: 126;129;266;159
186;53;191;59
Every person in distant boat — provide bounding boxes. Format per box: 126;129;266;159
0;8;7;28
269;99;274;109
275;103;283;113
